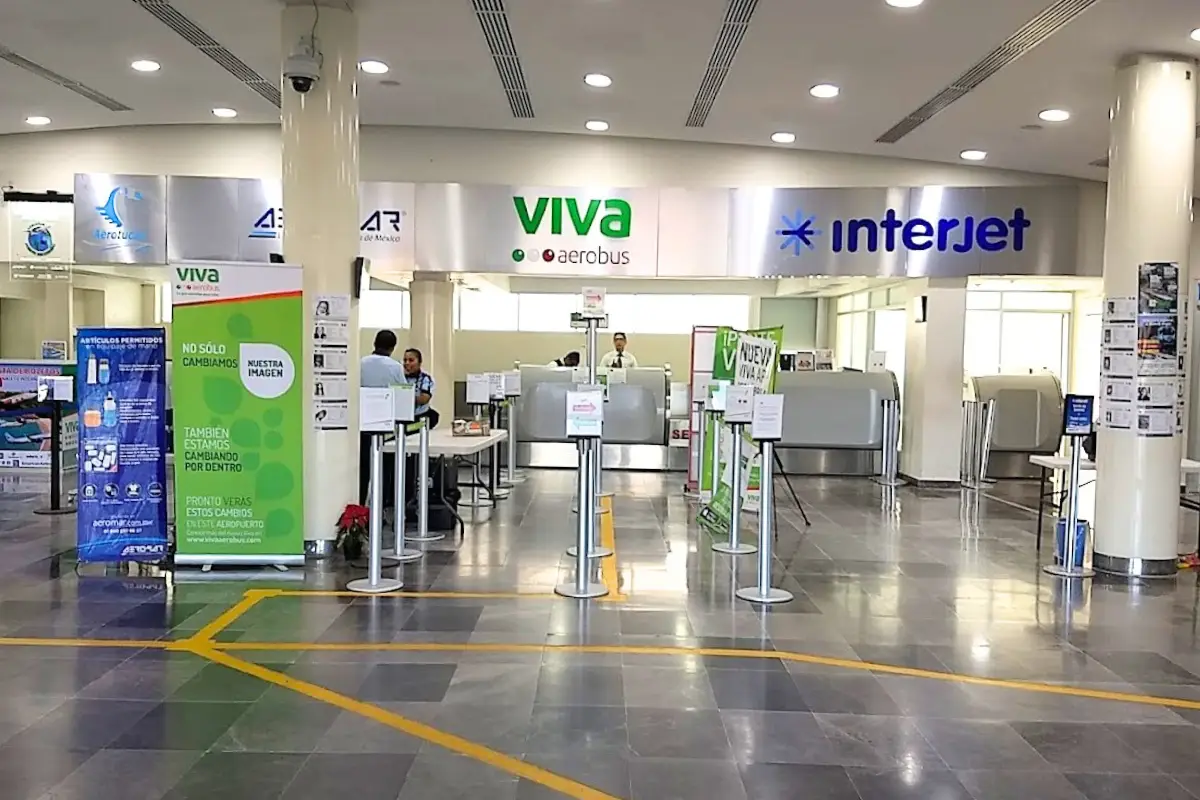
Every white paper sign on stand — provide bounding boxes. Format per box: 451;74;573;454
503;370;522;397
725;385;754;424
669;382;690;417
867;351;888;372
581;287;606;317
751;394;785;440
360;388;394;432
486;372;504;400
710;380;730;412
465;373;491;405
607;368;627;385
393;384;416;423
565;390;604;438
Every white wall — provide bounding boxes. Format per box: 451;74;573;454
0;275;152;359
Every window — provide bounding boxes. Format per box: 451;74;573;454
458;289;518;331
517;293;577;332
359;286;408;328
159;282;172;323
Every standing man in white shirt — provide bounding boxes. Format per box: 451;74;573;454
601;332;639;369
359;330;406;505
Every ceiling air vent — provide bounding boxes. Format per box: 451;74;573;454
0;44;132;111
685;0;760;128
876;0;1103;143
131;0;281;108
472;0;534;119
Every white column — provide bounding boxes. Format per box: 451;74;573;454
1095;55;1197;577
408;275;454;409
281;1;360;547
899;278;967;483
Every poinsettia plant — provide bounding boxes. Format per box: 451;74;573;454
336;504;370;560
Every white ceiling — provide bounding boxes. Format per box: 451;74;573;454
0;0;1198;182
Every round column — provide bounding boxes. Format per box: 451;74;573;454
1095;55;1197;577
408;275;455;410
281;1;360;552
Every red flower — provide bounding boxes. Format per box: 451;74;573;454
337;504;370;531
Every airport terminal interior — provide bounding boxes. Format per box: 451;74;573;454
4;0;1200;797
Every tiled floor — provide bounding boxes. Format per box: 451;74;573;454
4;468;1200;797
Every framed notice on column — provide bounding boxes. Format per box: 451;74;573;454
313;294;351;430
171;261;305;566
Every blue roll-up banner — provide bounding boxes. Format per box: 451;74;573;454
76;328;168;562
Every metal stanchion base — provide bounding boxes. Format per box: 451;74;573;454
570;501;611;515
554;582;609;599
460;498;493;509
406;531;445;543
346;577;403;594
501;471;526;485
1042;565;1095;579
567;545;613;558
736;587;794;604
387;548;424;562
712;542;757;555
34;506;76;516
873;477;906;488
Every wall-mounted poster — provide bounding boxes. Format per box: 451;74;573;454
1134;262;1181;436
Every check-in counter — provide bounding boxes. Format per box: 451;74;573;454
511;365;669;469
772;370;899;476
968;373;1063;479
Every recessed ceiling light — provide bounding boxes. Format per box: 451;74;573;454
809;83;840;99
131;59;160;73
960;149;988;161
585;119;609;132
584;73;613;88
359;60;389;74
886;0;924;6
771;132;796;144
1038;108;1070;122
24;116;50;126
211;107;237;119
1189;28;1200;42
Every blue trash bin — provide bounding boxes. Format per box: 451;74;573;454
1055;519;1089;569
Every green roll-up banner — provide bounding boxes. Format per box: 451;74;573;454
171;262;305;565
698;325;783;536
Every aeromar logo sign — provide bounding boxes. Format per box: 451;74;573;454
776;207;1031;255
510;196;633;265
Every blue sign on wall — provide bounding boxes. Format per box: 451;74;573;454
76;328;168;562
1063;394;1095;437
777;208;1031;255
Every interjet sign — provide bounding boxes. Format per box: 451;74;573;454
776;207;1031;256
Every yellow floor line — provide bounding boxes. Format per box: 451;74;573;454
185;588;280;644
210;639;1200;713
0;637;170;649
274;590;559;599
192;644;620;800
597;495;625;602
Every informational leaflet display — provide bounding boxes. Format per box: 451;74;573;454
312;294;351;430
1134;262;1179;436
1100;295;1137;431
172;262;304;564
75;328;168;562
0;360;78;469
698;325;782;535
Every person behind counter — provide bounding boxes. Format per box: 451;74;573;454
359;329;405;506
549;351;581;368
601;332;638;368
401;347;437;428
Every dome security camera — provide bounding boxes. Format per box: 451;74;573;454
284;39;322;94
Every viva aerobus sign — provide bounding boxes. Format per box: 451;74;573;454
172;261;305;565
510;193;636;267
698;326;782;536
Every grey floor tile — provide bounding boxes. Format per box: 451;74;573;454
1010;721;1154;773
357;663;458;702
626;707;732;760
428;703;532;755
3;698;155;752
722;710;828;765
1102;723;1200;775
707;668;809;711
160;752;306;799
442;662;539;707
0;742;95;799
955;770;1086;800
739;763;862;800
1087;652;1200;686
621;666;716;709
315;710;426;754
847;767;973;800
814;714;945;770
396;752;517;800
211;692;341;753
524;705;630;756
520;751;632;799
1065;773;1198;800
280;753;415;800
535;664;625;706
111;701;251;751
790;674;902;716
915;718;1053;770
37;749;202;800
629;757;747;800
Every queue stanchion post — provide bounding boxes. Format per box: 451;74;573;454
713;384;757;556
873;398;904;488
35;376;76;517
501;373;524;486
407;419;444;543
487;381;509;500
348;392;403;594
737;393;792;604
1044;394;1096;580
388;384;422;562
556;383;607;599
684;398;705;500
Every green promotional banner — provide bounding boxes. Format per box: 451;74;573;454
698;326;782;537
172;263;304;564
